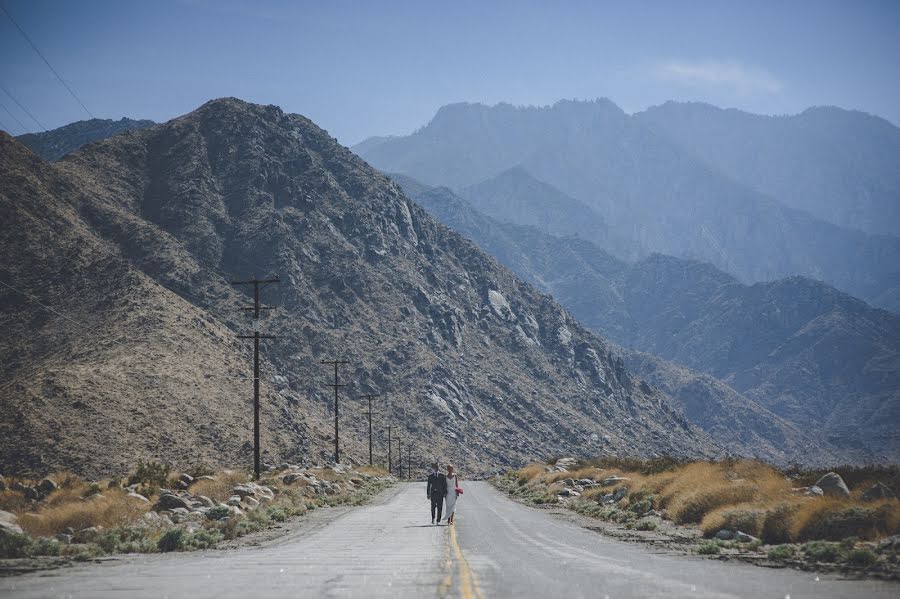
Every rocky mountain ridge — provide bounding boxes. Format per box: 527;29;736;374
16;117;156;162
0;98;716;478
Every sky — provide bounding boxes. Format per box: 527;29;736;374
0;0;898;145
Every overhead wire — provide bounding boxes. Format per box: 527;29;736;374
0;83;45;130
0;4;93;119
0;98;27;132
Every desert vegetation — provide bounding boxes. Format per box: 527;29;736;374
0;462;392;562
495;457;899;577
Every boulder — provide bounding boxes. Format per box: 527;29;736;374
23;486;39;501
715;529;734;541
879;534;900;552
0;510;22;534
36;478;58;495
153;493;192;512
601;476;630;487
282;473;305;485
577;478;597;487
735;531;759;543
195;495;215;508
194;475;216;483
127;492;149;502
861;482;896;502
814;472;850;499
73;526;102;544
231;484;256;498
598;487;628;504
178;474;194;486
242;496;260;510
227;495;242;506
554;457;578;472
805;486;824;497
0;474;5;491
55;533;73;544
181;521;203;533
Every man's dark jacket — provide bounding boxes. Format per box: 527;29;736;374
427;471;447;498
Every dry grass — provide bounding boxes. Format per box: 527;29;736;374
512;458;900;543
190;470;249;502
18;489;150;537
355;465;389;477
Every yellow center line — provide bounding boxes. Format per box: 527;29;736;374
449;523;484;599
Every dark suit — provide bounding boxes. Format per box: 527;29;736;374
427;471;447;522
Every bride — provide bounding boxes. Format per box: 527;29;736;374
444;464;460;524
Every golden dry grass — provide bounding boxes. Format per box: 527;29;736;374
190;470;248;502
355;465;389;477
17;489;150;537
512;458;900;543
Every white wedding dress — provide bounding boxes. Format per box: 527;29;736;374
444;474;459;520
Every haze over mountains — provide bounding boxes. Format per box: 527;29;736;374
0;99;714;478
356;99;900;314
396;177;899;464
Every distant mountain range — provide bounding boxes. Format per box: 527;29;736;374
0;100;714;478
16;117;155;161
355;100;900;313
394;176;899;463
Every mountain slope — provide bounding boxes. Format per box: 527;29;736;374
16;117;156;162
354;100;900;313
395;177;899;463
0;99;715;478
636;101;900;236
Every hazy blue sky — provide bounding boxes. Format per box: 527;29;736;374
1;0;898;144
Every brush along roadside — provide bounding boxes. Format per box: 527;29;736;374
493;457;899;579
0;462;393;567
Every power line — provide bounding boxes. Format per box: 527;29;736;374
0;98;27;132
0;115;8;133
0;84;45;131
0;5;93;119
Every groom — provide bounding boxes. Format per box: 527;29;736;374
426;462;447;524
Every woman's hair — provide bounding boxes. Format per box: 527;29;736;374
446;464;455;473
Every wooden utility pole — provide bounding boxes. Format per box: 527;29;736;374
406;443;412;480
385;425;393;474
396;438;403;479
321;359;350;464
361;394;380;465
232;275;280;480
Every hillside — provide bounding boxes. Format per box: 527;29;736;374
396;177;899;463
636;101;900;237
16;117;156;162
0;99;715;478
354;100;900;313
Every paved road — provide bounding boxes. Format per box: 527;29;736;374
3;482;898;598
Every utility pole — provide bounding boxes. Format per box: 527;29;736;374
232;275;280;480
361;394;379;465
406;443;412;480
385;425;393;474
396;438;403;479
321;359;350;464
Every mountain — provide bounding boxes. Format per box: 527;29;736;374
354;100;900;313
461;166;639;259
16;117;156;162
0;98;715;478
395;177;899;463
636;101;900;237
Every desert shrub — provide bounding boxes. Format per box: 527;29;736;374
516;464;547;486
746;538;762;551
32;537;62;556
697;541;720;555
267;507;289;522
157;528;186;552
128;461;171;489
190;471;248;502
767;544;796;560
792;500;898;541
636;519;658;531
83;483;102;497
17;489;150;537
787;465;900;497
95;527;149;553
186;463;216;479
802;541;842;563
845;548;878;568
584;456;684;475
0;529;34;558
701;504;766;538
183;529;223;550
628;497;653;515
761;502;800;545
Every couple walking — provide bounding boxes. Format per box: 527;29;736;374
426;463;462;524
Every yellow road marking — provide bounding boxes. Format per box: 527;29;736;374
449;523;484;599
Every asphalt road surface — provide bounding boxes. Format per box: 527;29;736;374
3;482;897;598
